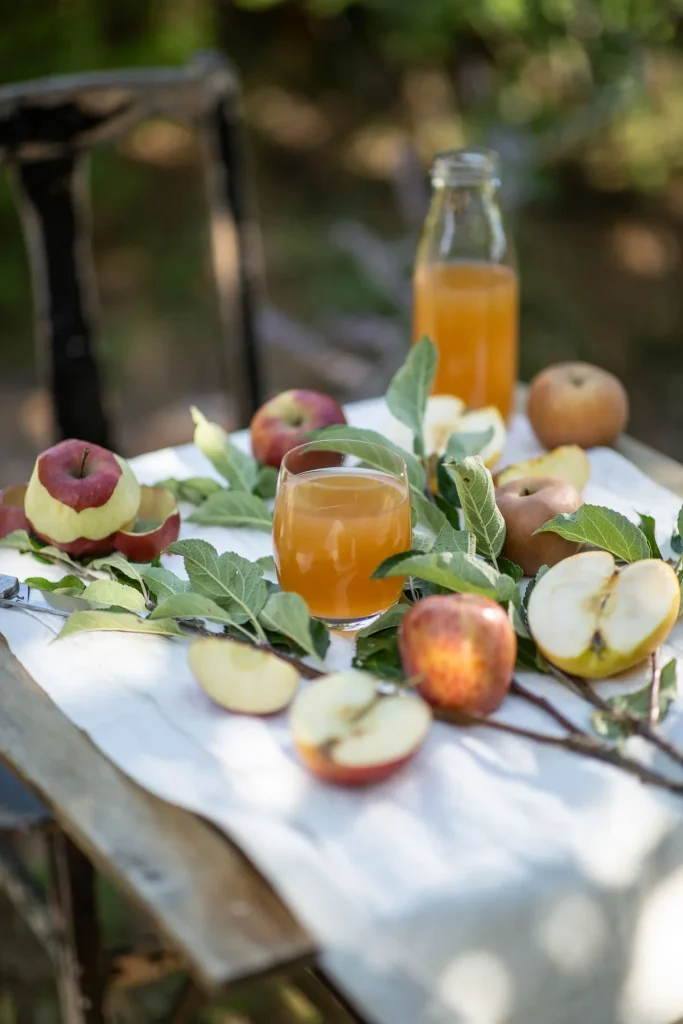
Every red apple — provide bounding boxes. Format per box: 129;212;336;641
250;390;347;469
399;594;516;714
290;671;432;786
527;362;629;449
495;476;583;576
0;483;30;539
114;485;180;562
24;439;141;556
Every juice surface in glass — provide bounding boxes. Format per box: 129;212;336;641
273;468;411;624
413;260;518;420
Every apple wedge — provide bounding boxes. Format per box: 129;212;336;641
527;551;680;679
114;486;180;562
290;671;432;786
496;445;590;492
189;639;299;715
384;396;506;468
0;483;29;539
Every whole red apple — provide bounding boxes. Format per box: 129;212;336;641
24;439;141;556
250;390;346;468
399;593;516;714
527;362;628;449
495;475;583;576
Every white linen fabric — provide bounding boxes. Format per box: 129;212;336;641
2;399;683;1024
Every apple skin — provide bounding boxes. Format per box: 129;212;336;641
250;390;347;468
495;476;583;576
113;486;180;562
528;362;629;449
0;484;30;539
399;593;516;714
293;743;418;787
24;439;141;556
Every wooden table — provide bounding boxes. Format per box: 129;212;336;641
0;417;681;1022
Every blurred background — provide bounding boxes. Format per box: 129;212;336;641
2;2;683;469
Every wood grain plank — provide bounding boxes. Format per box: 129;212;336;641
0;636;315;992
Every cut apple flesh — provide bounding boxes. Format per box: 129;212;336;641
496;445;590;492
383;396;506;468
527;550;680;679
189;639;299;715
290;671;432;785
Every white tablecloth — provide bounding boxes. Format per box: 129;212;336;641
3;399;683;1024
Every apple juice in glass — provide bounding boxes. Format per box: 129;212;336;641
413;148;518;420
273;441;411;630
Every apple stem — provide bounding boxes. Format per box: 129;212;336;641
435;708;683;798
78;446;90;478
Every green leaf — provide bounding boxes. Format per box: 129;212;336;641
523;565;549;612
0;530;36;553
436;458;461;510
508;600;529;639
516;635;544;672
83;580;147;614
385;336;437;457
253;465;279;500
444;427;495;461
498;557;524;583
259;591;321;662
88;553;144;586
449;456;506;565
352;630;405;681
167;540;267;627
153;476;224;505
591;660;677;740
678;506;683;543
356;604;407;637
25;575;86;596
671;532;683;555
191;406;258;492
433;525;475;554
57;611;182;640
312;425;426;494
535;505;650;563
410;490;449;535
373;550;517;602
637;513;663;559
141;567;191;602
188;491;272;531
150;593;239;626
411;530;434;553
256;554;276;573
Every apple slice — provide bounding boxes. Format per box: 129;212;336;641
383;396;506;468
114;486;180;562
0;483;29;539
527;550;680;679
189;639;299;715
290;671;432;786
496;445;590;492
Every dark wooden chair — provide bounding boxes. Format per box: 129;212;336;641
0;50;264;448
0;53;267;1021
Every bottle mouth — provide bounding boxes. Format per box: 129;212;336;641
430;148;500;187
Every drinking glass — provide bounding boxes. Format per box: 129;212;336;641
273;440;411;631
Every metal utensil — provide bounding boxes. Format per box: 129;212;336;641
0;574;70;618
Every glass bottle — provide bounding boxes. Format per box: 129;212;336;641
412;148;518;420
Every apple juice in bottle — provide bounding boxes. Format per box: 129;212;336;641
413;149;518;419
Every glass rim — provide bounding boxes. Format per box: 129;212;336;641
280;437;407;477
431;147;500;187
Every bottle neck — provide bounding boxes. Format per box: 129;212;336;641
422;179;508;265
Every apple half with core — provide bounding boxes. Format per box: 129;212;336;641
527;362;629;449
250;390;347;468
113;485;180;562
190;639;299;715
0;484;30;539
290;671;432;785
399;594;517;713
496;476;583;576
527;551;680;679
24;439;141;556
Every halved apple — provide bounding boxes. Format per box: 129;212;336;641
113;486;180;562
496;445;590;492
189;639;299;715
384;396;506;468
527;550;680;679
290;671;432;786
0;484;29;539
